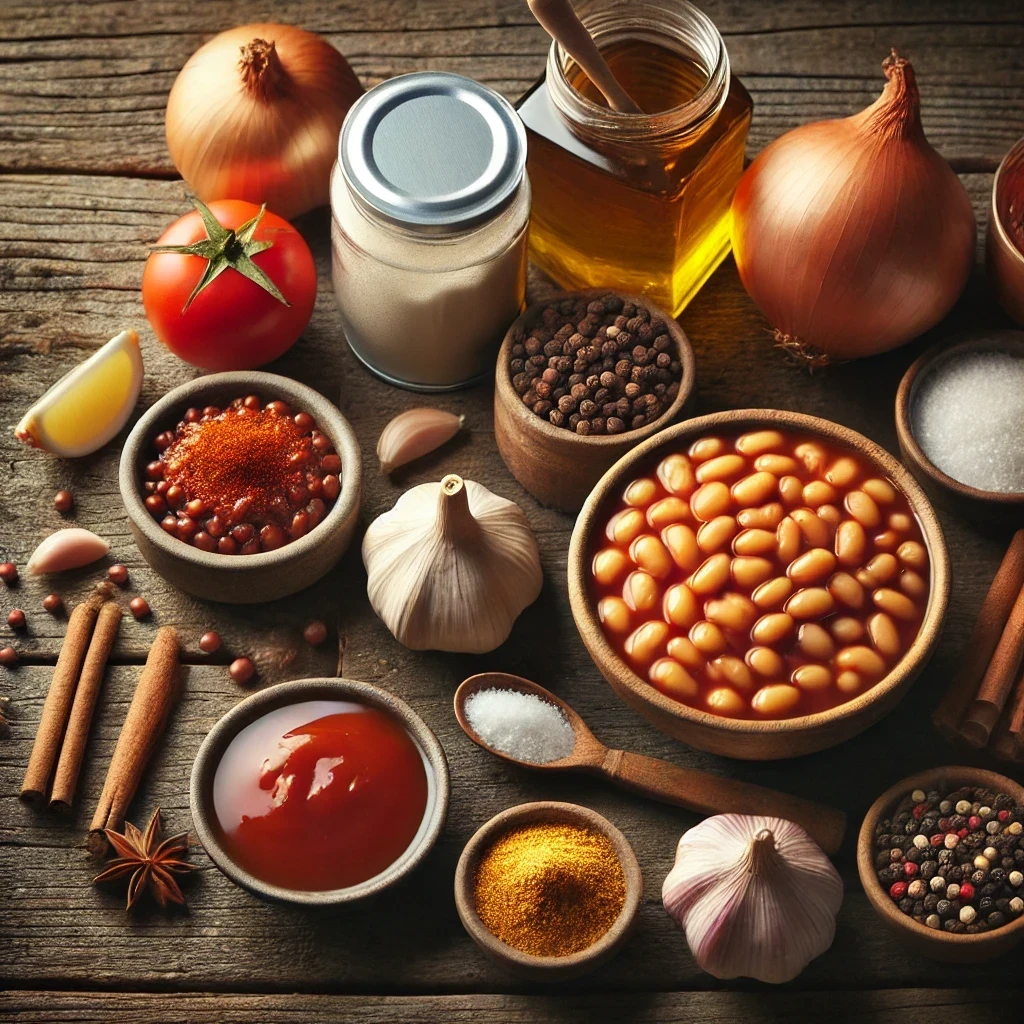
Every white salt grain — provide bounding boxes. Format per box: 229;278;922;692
464;688;576;764
911;350;1024;493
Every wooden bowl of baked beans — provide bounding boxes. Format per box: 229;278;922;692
567;409;950;760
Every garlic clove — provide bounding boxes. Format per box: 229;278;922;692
27;528;111;574
662;813;843;984
362;473;542;653
377;408;465;474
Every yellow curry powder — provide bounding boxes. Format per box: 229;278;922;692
472;822;627;957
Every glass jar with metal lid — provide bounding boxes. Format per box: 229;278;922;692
331;72;531;391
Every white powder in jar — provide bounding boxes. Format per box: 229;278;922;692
464;687;576;764
911;350;1024;493
330;163;530;389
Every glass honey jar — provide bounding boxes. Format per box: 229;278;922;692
517;0;752;316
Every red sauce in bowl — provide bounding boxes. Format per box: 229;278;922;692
212;700;429;891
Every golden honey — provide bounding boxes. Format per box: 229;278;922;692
517;1;752;316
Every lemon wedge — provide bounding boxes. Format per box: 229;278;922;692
16;329;144;457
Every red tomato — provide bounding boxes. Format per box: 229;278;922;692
142;200;316;371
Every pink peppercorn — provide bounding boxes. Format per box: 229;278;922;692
1000;810;1011;822
969;815;982;830
890;881;908;900
938;817;951;831
959;881;975;901
930;833;945;847
903;862;919;878
912;803;928;820
958;828;969;839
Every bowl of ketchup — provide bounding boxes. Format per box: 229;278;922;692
190;677;449;905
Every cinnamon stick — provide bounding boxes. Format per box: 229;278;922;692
933;529;1024;740
49;601;122;811
20;592;106;804
991;666;1024;763
88;627;179;853
960;580;1024;747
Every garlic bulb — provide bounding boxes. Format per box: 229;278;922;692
662;814;842;983
362;474;542;653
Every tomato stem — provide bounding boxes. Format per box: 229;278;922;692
151;197;291;314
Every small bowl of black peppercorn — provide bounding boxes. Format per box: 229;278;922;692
494;290;696;513
858;766;1024;962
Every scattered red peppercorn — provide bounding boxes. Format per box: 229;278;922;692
959;881;975;901
303;620;327;646
107;564;129;586
129;597;151;619
958;827;969;839
930;833;945;847
1000;810;1011;822
889;881;908;900
229;657;256;685
42;593;64;615
0;562;18;585
7;609;26;629
199;631;222;654
912;802;927;820
0;646;17;666
53;489;74;513
969;815;982;830
903;861;919;878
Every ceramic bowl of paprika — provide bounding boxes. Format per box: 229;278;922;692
190;676;450;906
453;801;643;981
119;371;362;603
857;766;1024;963
494;289;696;513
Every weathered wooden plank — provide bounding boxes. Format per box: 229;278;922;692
0;2;1021;174
1;619;1021;996
0;989;1009;1023
0;170;1004;674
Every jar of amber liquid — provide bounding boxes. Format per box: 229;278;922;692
517;0;752;316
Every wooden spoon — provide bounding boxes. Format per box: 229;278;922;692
527;0;643;114
454;672;847;855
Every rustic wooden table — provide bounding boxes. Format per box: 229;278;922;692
2;1;1023;1020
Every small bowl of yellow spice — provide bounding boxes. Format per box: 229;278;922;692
454;801;643;981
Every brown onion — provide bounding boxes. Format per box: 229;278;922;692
166;24;363;220
731;51;975;364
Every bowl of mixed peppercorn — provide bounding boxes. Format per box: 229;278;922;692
858;766;1024;961
494;290;696;512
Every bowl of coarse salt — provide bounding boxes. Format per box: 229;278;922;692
895;331;1024;523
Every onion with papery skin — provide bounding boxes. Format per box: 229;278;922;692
731;51;976;364
166;24;363;220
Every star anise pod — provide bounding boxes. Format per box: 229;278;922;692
93;808;193;911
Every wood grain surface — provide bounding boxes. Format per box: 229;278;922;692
2;0;1024;1015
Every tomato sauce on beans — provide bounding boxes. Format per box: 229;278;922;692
589;430;930;720
142;395;341;555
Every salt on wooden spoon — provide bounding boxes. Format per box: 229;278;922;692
527;0;643;114
454;671;847;855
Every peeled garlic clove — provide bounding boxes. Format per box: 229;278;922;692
27;528;111;574
662;814;843;983
362;473;542;653
377;408;465;474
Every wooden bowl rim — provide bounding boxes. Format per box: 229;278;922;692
567;408;951;739
990;135;1024;274
119;371;363;573
189;677;450;906
856;766;1024;950
494;288;697;450
895;332;1024;508
454;800;643;974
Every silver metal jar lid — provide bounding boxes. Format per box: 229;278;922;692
340;71;527;233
